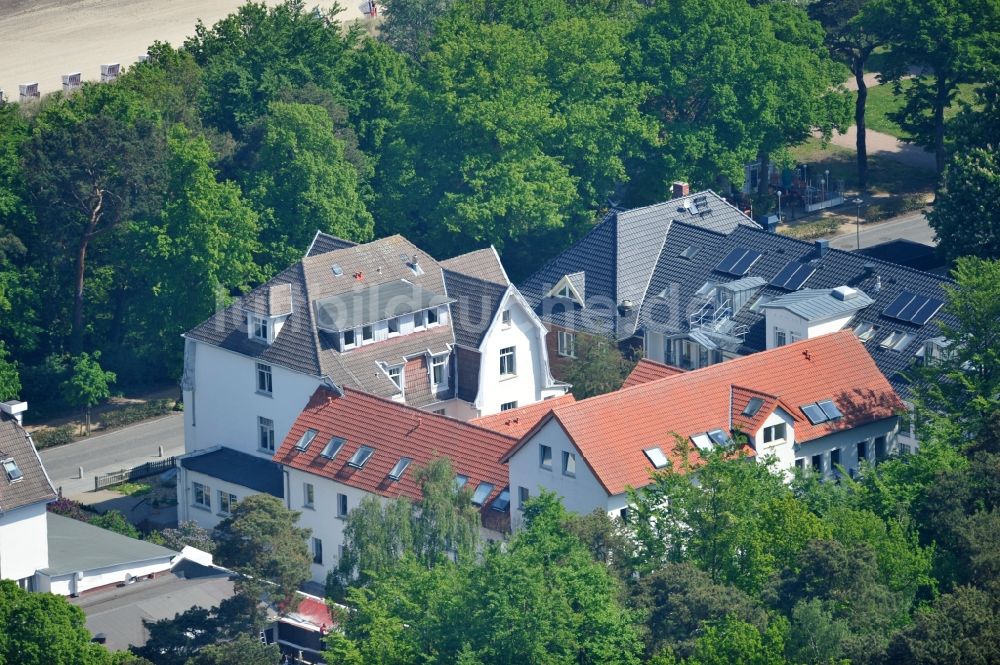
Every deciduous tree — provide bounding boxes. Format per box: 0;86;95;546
928;149;1000;262
61;351;116;435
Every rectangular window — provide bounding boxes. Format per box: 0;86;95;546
427;307;439;325
252;316;269;342
414;310;425;329
433;408;446;415
337;493;348;517
789;331;802;344
502;309;511;327
795;458;805;470
258;417;275;452
192;482;210;510
312;537;323;565
540;444;553;470
812;454;823;472
388;317;400;335
774;328;787;347
343;329;356;348
500;346;516;376
501;401;518;411
875;436;888;461
431;355;448;386
303;482;315;508
763;423;786;444
557;331;576;358
562;451;577;477
857;441;868;463
618;507;630;523
256;363;273;395
518;486;529;510
830;448;841;468
387;366;402;389
218;491;237;515
362;325;374;342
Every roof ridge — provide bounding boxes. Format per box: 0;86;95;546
297;261;324;378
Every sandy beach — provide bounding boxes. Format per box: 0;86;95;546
0;0;370;101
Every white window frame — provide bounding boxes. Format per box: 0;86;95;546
540;444;552;470
256;362;273;396
774;328;787;347
192;482;211;510
218;491;237;516
500;346;516;376
388;317;400;337
562;451;576;477
762;423;786;444
518;486;529;510
501;309;512;327
501;400;518;411
362;324;374;343
342;328;358;349
557;330;576;358
386;365;403;390
337;493;348;518
427;307;440;327
413;310;425;329
258;416;275;452
303;482;315;508
431;354;448;387
251;315;270;343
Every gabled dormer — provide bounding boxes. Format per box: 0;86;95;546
246;284;294;345
546;273;586;308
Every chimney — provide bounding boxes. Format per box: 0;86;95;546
412;254;419;267
815;239;830;258
0;400;27;426
672;181;690;198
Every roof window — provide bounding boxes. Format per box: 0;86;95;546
471;482;494;506
331;263;343;277
320;436;345;459
854;322;876;342
491;488;511;512
880;330;915;352
801;400;843;425
295;429;318;452
455;474;468;490
3;459;22;482
680;245;700;260
742;397;765;417
643;447;669;469
690;433;714;451
348;445;375;469
388;457;413;481
817;399;843;421
707;429;730;446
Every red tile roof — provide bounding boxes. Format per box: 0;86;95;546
275;387;516;515
471;394;577;438
504;331;903;496
284;595;335;631
621;358;685;388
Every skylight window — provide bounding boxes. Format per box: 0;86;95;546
491;488;511;512
644;447;669;469
388;457;412;481
320;436;345;459
854;322;876;342
348;445;375;469
294;429;318;452
690;433;713;451
455;474;468;490
742;397;765;417
331;263;343;277
817;399;843;420
707;429;730;446
880;330;915;352
680;245;700;260
3;459;22;482
801;403;829;425
471;482;494;506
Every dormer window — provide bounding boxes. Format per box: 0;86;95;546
343;329;357;349
414;310;425;329
388;318;400;336
3;459;22;482
362;325;374;342
546;273;585;307
557;285;572;298
386;365;402;390
427;308;439;326
252;316;269;342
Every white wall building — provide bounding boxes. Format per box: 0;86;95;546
503;332;903;529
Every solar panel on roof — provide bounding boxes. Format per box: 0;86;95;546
817;400;842;420
770;260;816;290
731;249;762;275
801;403;829;425
742;397;765;417
715;248;751;274
883;291;944;325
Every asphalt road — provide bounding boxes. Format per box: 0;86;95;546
39;413;184;498
828;211;936;251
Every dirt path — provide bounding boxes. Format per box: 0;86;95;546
0;0;371;100
826;125;936;172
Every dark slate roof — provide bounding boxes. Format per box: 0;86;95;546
306;231;357;257
0;416;58;514
444;269;509;348
180;447;284;497
519;191;759;340
639;222;957;397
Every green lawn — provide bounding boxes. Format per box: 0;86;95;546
860;80;979;139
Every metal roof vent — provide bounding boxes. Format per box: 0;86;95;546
619;299;635;314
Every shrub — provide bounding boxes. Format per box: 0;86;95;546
48;497;97;522
32;425;75;449
100;399;174;430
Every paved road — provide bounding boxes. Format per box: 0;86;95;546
828;211;936;251
39;414;184;499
